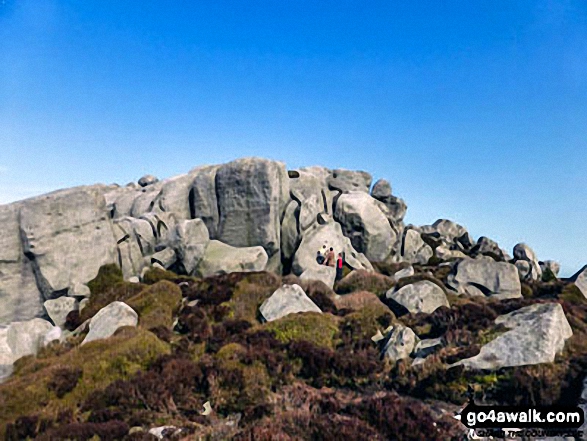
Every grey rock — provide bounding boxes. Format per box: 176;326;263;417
300;266;336;289
453;303;572;370
112;218;148;280
400;229;433;264
259;284;321;322
215;158;289;260
515;260;532;281
540;260;560;277
68;283;91;298
471;236;505;260
334;192;395;262
150;248;177;269
412;337;444;359
386;280;449;315
0;327;13;369
421;219;469;243
513;243;542;280
381;324;418;363
130;184;164;217
289;168;329;223
7;318;55;360
138;174;159;187
189;165;220;238
82;301;138;345
19;186;118;299
106;186;141;219
371;178;392;201
44;297;78;327
0;202;44;325
448;256;521;299
570;265;587;298
128;276;140;284
392;266;414;281
196;240;268;278
79;298;90;312
167;219;209;274
299;193;323;231
435;246;467;260
280;200;300;262
42;326;63;346
152;172;196;220
291;221;372;276
327;169;372;194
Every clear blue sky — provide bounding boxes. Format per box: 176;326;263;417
1;1;586;276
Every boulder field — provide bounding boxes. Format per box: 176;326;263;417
0;157;585;440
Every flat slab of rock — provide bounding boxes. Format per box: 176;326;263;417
386;280;449;315
448;256;521;299
452;303;572;370
381;324;418;363
44;297;78;327
392;266;414;281
259;284;322;322
196;240;268;278
300;266;336;289
82;301;138;345
7;318;55;360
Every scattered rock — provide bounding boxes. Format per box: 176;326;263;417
448;256;521;299
386;280;449;315
44;297;78;327
82;301;138;345
149;426;181;440
470;236;505;260
412;337;444;359
381;324;418;363
138;174;159;187
196;240;268;278
452;303;572;370
259;284;322;322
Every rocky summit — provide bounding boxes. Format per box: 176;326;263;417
0;157;585;440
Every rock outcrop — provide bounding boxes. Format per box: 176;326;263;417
386;280;449;315
196;241;268;278
82;301;138;345
259;284;322;322
381;324;418;363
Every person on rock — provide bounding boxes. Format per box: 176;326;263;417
316;250;325;265
336;252;344;280
325;247;336;267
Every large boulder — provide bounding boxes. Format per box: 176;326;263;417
470;236;506;260
399;229;433;264
167;219;210;274
44;297;78;327
0;203;44;325
291;221;372;276
82;301;138;345
334;192;395;262
215;158;289;261
7;318;55;360
327;169;372;194
381;324;418;363
138;174;159;187
570;265;587;298
259;284;322;322
112;216;155;279
189;165;220;238
452;303;572;370
0;327;13;383
300;266;336;289
196;240;268;278
152;172;197;220
513;243;542;281
19;186;118;298
386;280;449;315
280;200;301;262
447;256;521;299
370;179;407;225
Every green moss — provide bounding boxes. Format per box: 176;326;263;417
477;325;508;345
142;267;198;285
87;264;124;297
223;274;281;324
395;274;447;294
521;283;534;299
0;328;169;437
335;270;394;296
340;304;395;343
542;268;557;283
80;281;146;322
264;312;339;349
126;280;183;330
560;283;585;303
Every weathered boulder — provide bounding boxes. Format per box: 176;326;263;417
42;326;63;346
152;172;196;220
130;183;164;217
399;229;433;264
435;246;467;260
420;219;469;244
386;280;449;315
19;186;118;298
470;236;506;260
68;283;91;298
381;324;418;363
82;301;138;345
447;256;521;299
514;260;532;281
291;221;372;276
215;158;289;260
412;337;444;359
105;186;141;219
280;200;300;262
44;297;78;327
196;240;268;278
392;265;414;281
112;218;148;280
167;219;210;274
300;266;336;289
189;165;220;238
7;318;55;360
371;178;392;201
540;260;560;277
513;243;542;281
138;174;159;187
259;284;322;322
327;169;372;194
150;248;177;269
334;192;395;262
452;303;572;370
0;203;44;325
0;327;13;369
570;265;587;298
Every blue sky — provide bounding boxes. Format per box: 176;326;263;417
1;0;586;275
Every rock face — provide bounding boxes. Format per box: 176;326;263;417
196;240;268;278
259;284;322;322
334;192;394;262
513;243;542;281
20;187;118;298
82;301;138;345
540;260;560;277
300;266;336;289
386;281;449;315
453;303;572;370
570;265;587;298
167;219;210;274
399;229;433;264
447;256;521;299
381;324;418;363
138;174;159;187
470;236;506;260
